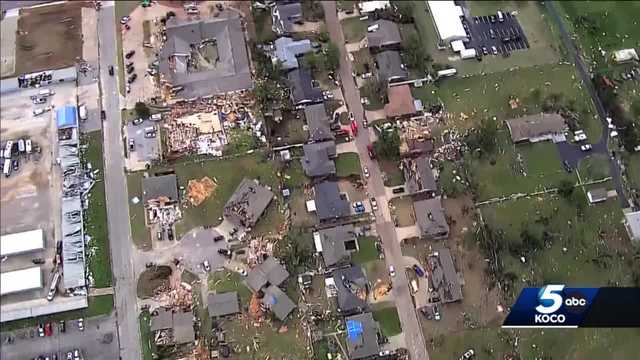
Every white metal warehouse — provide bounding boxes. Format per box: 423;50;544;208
0;267;43;295
0;228;45;257
427;1;468;44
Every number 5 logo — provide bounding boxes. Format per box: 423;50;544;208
536;285;565;314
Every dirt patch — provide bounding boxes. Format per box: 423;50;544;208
15;2;85;75
390;196;416;227
137;265;173;299
187;176;217;206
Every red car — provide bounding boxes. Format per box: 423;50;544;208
367;144;375;159
44;322;52;336
350;120;358;137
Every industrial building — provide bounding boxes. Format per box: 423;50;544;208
426;1;468;45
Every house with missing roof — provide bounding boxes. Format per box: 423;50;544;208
150;308;196;345
366;19;402;52
158;12;252;98
505;113;567;143
302;141;337;178
288;68;324;106
402;156;437;195
375;50;407;83
223;178;274;229
414;197;449;240
313;224;358;267
624;210;640;242
272;1;303;35
305;103;334;142
427;248;463;303
273;37;314;70
345;312;381;359
246;257;296;321
307;181;351;222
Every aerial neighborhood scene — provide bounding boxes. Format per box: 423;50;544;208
1;1;639;360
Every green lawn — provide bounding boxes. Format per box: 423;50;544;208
412;63;601;141
380;159;404;187
127;154;282;247
625;153;640;191
578;154;611;182
139;310;155;360
372;306;402;337
557;1;640;69
208;270;253;305
114;1;138;95
284;160;307;190
253;8;278;44
351;48;374;76
335;152;362;178
1;295;114;331
468;131;574;200
352;236;378;264
82;131;112;288
223;317;308;359
410;1;560;76
341;17;367;43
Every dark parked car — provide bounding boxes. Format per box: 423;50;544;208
413;264;425;277
108;65;114;76
167;228;174;241
563;160;573;173
125;50;135;59
101;110;106;120
128;73;137;83
392;187;405;194
12;159;19;171
59;320;66;333
213;235;225;242
127;66;135;74
218;249;232;258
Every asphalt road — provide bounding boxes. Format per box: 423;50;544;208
0;314;119;360
321;2;429;359
544;1;628;208
97;2;142;360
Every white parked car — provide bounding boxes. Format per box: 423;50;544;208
459;349;475;359
203;260;211;272
573;133;587;142
610;130;619;138
580;144;592;151
388;265;396;277
363;166;370;178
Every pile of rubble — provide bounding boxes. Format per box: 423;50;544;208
152;269;194;311
187;176;217;206
246;238;275;267
147;202;181;226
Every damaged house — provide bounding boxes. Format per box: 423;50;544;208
305;103;334;142
150;308;196;346
272;1;303;35
427;248;463;303
142;174;181;227
402;156;437;195
330;265;368;316
414;197;449;240
246;257;296;321
345;312;381;359
158;12;252;98
223;178;274;229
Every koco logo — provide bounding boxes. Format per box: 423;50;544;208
534;285;587;324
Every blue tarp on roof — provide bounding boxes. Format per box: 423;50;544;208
56;106;77;129
346;319;363;342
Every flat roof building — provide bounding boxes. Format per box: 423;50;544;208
624;210;640;242
0;229;44;257
1;267;42;296
426;1;468;45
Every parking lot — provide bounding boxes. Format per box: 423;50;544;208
125;119;161;170
464;12;530;56
0;314;119;360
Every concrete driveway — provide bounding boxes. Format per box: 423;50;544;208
125;120;161;170
395;225;420;242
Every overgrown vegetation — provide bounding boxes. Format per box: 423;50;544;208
374;129;400;161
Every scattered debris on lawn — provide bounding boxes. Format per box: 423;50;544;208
187;176;217;206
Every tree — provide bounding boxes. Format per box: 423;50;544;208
134;102;150;119
361;77;387;105
404;34;429;73
275;229;312;272
395;2;414;22
305;52;323;71
227;128;256;154
466;117;498;156
632;100;640;118
324;42;340;72
557;179;575;199
621;123;640;152
374;129;400;160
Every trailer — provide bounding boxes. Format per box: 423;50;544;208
1;228;45;257
1;267;43;295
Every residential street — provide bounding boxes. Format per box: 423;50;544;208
321;2;429;359
97;2;141;359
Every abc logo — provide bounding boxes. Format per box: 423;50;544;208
534;285;588;324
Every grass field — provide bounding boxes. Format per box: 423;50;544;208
380;159;404;187
138;310;155;360
409;1;560;76
390;196;416;227
208;270;253;305
372;306;402;337
341;17;367;43
468;131;574;200
82;131;112;288
557;1;640;69
412;63;601;141
625;153;640;191
352;236;378;264
335;152;362;177
578;154;611;182
127;154;282;248
253;8;278;44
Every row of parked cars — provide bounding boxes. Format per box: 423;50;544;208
33;349;82;360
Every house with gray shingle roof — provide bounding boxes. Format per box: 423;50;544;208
207;292;240;317
302;141;337;178
367;19;402;52
223;178;274;229
402;156;437;194
312;181;351;222
262;284;296;321
375;50;407;83
288;68;324;106
313;224;358;267
333;265;368;315
345;312;381;359
414;197;449;240
274;37;313;70
304;103;334;142
246;257;290;292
